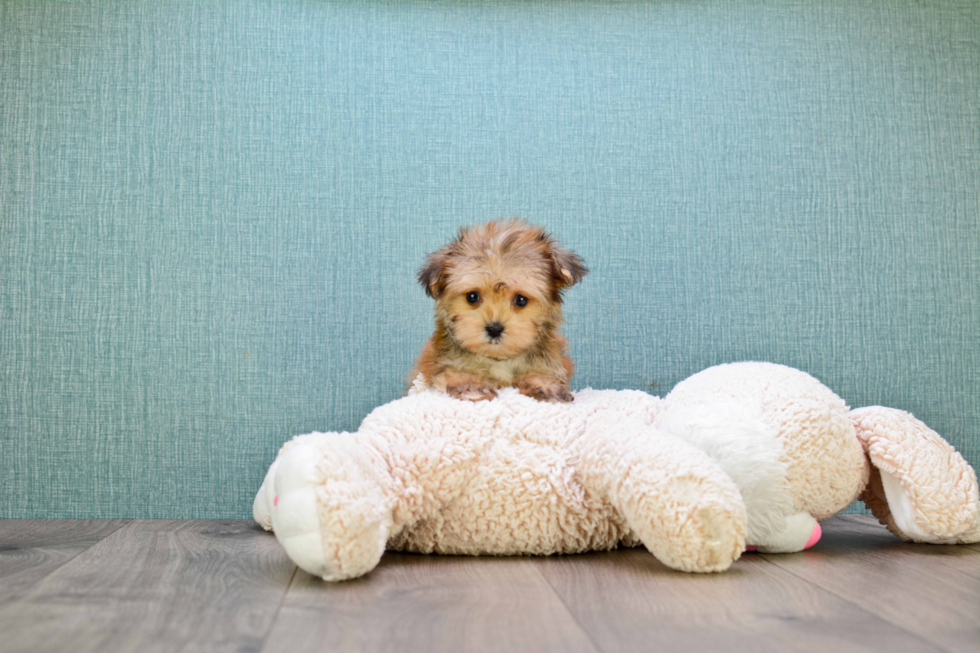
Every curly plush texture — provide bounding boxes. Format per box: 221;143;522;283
255;362;980;581
851;406;980;543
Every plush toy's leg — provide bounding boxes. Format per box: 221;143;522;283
270;433;391;581
579;413;747;573
851;407;980;544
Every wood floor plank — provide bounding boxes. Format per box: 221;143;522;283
261;553;600;653
0;519;127;606
835;515;980;579
4;518;974;652
536;546;940;653
0;520;295;653
759;515;980;653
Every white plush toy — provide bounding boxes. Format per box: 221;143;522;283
253;362;980;580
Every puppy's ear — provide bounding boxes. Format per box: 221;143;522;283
418;245;454;298
549;244;588;288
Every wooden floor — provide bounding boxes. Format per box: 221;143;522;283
1;515;978;653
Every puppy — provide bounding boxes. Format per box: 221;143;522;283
413;219;587;402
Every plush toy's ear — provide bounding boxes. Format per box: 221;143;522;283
851;406;980;544
417;244;455;298
549;242;588;289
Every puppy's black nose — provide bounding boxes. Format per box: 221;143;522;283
485;322;505;339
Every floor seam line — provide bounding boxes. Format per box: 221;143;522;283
257;562;299;653
0;519;132;612
754;553;951;653
532;560;606;653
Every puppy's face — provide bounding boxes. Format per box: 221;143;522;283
419;220;587;360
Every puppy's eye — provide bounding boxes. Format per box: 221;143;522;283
465;291;480;305
513;294;528;308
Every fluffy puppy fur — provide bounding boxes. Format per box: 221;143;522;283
413;219;587;402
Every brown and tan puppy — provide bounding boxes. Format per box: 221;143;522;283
413;219;587;402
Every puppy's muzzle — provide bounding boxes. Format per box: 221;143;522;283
484;322;505;341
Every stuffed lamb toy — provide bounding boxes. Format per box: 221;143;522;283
253;362;980;580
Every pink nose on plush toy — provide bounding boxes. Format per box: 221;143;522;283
745;523;821;553
804;522;822;549
274;496;278;506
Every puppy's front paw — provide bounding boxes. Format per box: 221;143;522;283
514;375;574;403
553;385;575;403
446;380;498;402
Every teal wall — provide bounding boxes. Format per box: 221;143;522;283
2;1;978;518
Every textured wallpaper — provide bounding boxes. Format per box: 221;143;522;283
1;0;978;518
